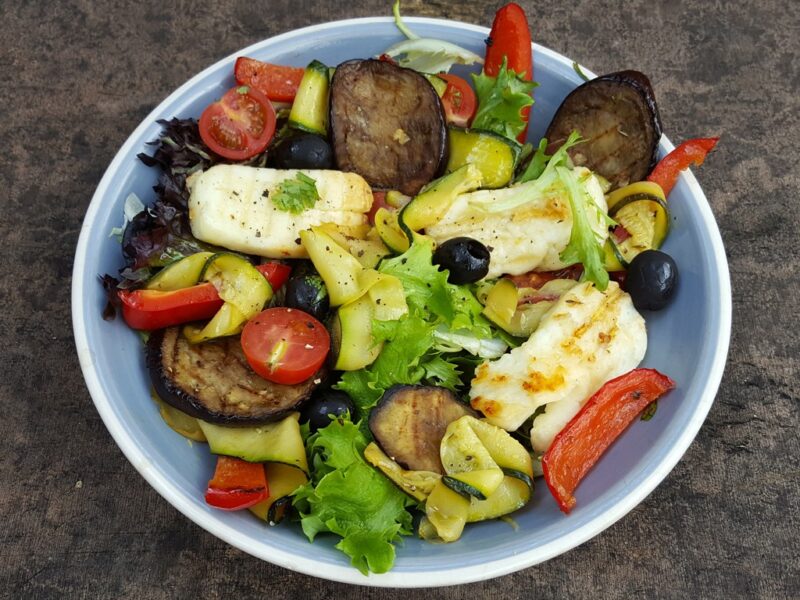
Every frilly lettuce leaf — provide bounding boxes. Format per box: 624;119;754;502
292;418;414;575
386;1;482;73
471;58;537;142
335;237;503;414
383;38;484;74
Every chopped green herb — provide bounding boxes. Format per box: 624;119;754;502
272;172;319;214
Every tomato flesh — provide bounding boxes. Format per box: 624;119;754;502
241;307;330;385
199;86;276;161
438;73;477;127
234;57;305;103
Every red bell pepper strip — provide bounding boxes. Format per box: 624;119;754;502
119;283;224;331
542;368;676;514
255;262;291;291
205;456;269;511
120;262;289;331
647;137;719;197
234;57;305;103
484;3;533;142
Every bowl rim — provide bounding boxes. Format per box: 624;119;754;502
71;15;732;587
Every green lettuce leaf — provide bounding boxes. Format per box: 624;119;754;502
471;58;537;142
471;131;612;290
556;165;610;290
335;237;502;414
292;419;414;575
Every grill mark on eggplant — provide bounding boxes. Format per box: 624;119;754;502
329;59;448;196
545;70;662;190
369;385;476;474
148;327;323;425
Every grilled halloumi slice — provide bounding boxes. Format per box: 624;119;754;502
187;164;372;258
469;282;647;439
426;167;608;279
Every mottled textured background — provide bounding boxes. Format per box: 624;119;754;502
1;0;798;598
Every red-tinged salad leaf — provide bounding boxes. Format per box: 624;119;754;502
471;57;537;143
292;417;414;575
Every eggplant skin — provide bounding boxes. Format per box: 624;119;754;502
329;59;448;196
544;70;663;189
369;385;476;474
146;327;323;425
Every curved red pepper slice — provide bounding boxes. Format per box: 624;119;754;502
205;456;269;511
542;368;676;514
647;137;719;197
119;283;224;331
119;262;289;331
484;3;533;142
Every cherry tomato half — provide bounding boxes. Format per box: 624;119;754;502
199;85;276;161
438;73;477;128
241;307;330;385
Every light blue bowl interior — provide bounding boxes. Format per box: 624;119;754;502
76;19;726;575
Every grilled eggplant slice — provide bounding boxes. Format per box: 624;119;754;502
329;59;448;196
368;385;475;474
544;70;662;190
147;327;322;425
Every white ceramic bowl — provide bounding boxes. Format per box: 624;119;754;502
72;17;731;587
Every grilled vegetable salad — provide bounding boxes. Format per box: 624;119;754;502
101;1;717;575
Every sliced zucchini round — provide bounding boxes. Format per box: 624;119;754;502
605;181;670;267
184;252;272;343
330;294;382;371
374;207;410;254
198;412;309;474
442;475;488;501
145;252;213;291
249;462;309;523
466;475;531;523
445;128;520;189
288;60;330;136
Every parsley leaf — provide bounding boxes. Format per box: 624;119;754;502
471;58;537;142
272;172;319;214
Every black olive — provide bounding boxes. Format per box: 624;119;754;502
301;390;356;432
285;271;330;321
432;237;491;284
272;133;333;170
625;250;678;311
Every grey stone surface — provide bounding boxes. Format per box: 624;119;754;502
1;0;797;598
